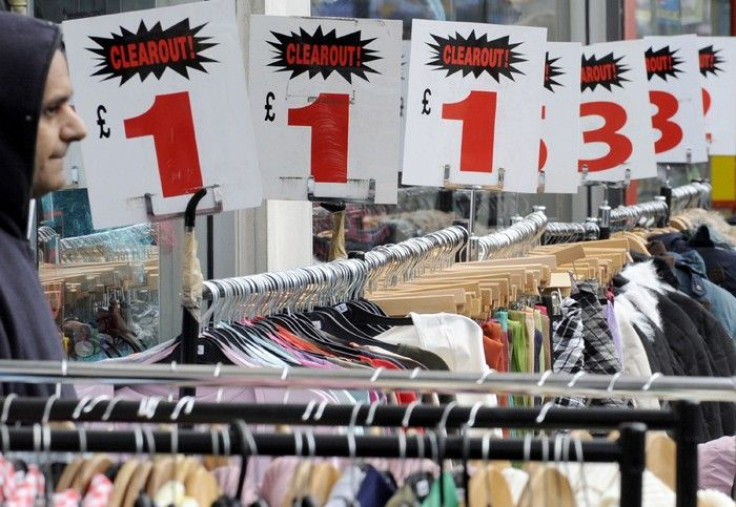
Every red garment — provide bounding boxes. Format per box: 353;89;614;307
361;357;418;404
480;321;507;372
481;320;509;407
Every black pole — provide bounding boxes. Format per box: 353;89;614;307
675;401;700;507
206;215;214;280
660;184;673;227
619;422;647;507
0;397;677;430
181;189;208;399
0;427;621;462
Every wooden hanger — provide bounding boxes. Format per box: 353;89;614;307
646;432;676;491
109;458;139;507
71;454;113;494
146;456;176;498
122;460;153;507
55;455;85;492
518;466;576;507
186;464;221;506
468;464;513;507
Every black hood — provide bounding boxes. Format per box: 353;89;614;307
0;12;61;239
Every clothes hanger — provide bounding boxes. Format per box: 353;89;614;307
127;426;156;507
109;424;143;507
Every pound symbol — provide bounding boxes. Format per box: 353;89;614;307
264;92;276;122
96;105;111;138
421;89;431;115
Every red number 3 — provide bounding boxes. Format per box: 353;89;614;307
578;101;633;172
649;90;683;154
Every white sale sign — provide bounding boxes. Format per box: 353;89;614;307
698;37;736;156
401;20;547;193
579;40;657;182
62;1;262;229
540;42;581;194
249;16;402;204
644;35;708;163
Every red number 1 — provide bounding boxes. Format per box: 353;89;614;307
288;93;350;184
124;91;203;198
442;90;498;173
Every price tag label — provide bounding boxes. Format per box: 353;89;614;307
62;2;262;229
698;37;736;156
249;15;402;204
578;40;656;182
644;35;708;163
401;20;547;192
540;42;581;194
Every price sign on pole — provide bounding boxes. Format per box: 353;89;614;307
249;16;402;204
540;42;581;194
62;1;262;229
698;37;736;156
644;35;707;163
401;20;547;192
578;40;656;182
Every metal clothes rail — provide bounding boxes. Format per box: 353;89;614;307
0;361;733;403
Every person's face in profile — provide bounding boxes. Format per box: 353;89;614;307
33;49;88;198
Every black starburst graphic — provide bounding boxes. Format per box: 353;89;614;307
645;45;682;81
267;26;380;83
86;19;218;85
580;52;629;92
426;31;525;82
544;52;563;91
699;45;724;77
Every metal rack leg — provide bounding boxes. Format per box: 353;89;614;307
619;422;647;507
675;401;699;507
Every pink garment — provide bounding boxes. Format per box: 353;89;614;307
82;473;114;507
53;490;81;507
699;436;736;495
4;464;44;507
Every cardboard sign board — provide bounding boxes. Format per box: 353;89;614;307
62;1;262;229
401;20;547;193
249;15;403;203
540;42;582;194
644;35;708;163
578;40;657;183
698;37;736;156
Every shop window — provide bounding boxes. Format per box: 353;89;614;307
35;0;199;361
310;0;573;262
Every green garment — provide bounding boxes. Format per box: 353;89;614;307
421;472;458;507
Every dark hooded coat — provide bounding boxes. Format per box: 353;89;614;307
0;12;75;397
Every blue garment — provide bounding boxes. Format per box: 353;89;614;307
356;466;397;507
688;226;736;298
671;250;736;340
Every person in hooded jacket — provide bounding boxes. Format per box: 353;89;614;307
0;11;87;396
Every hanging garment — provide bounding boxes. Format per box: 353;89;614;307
551;297;586;408
699;436;736;497
374;313;498;408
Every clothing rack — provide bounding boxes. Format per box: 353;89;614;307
0;424;649;506
0;393;704;506
542;220;600;245
58;223;156;263
667;181;712;217
472;210;548;261
361;225;468;288
0;361;732;402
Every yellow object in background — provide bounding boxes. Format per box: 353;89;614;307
711;156;736;208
